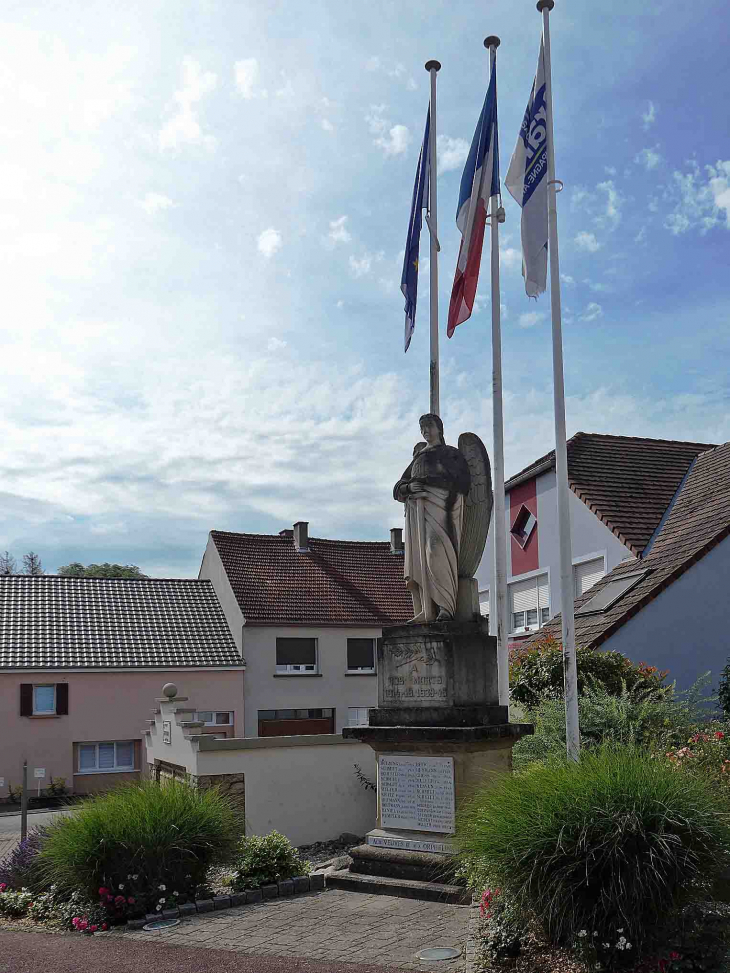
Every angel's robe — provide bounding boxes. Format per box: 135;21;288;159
393;444;471;617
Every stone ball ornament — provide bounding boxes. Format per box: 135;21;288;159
162;683;178;699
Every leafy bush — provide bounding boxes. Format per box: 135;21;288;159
0;828;46;890
0;887;34;917
509;636;669;709
456;745;730;961
231;831;310;890
37;780;240;912
718;659;730;718
47;777;67;798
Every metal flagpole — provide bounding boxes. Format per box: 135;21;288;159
537;0;580;760
425;60;441;417
484;36;509;709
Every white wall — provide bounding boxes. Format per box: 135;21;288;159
477;469;632;625
198;536;245;655
598;537;730;693
241;626;379;737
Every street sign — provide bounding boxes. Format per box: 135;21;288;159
34;768;46;779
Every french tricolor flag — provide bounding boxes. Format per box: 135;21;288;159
447;65;499;338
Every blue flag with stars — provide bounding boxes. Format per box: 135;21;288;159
400;109;430;353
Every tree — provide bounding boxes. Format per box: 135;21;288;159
57;562;149;579
22;552;44;576
0;551;17;575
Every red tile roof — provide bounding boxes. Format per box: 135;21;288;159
506;432;716;556
533;441;730;652
211;530;413;627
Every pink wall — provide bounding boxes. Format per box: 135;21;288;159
0;669;244;799
510;477;539;577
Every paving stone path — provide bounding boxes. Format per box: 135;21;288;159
120;888;470;971
0;832;20;860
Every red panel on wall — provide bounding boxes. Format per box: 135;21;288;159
510;478;539;576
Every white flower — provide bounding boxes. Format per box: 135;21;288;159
156;904;162;911
617;928;624;934
127;874;132;880
625;943;632;950
158;897;166;904
132;874;139;880
577;930;588;938
158;884;166;891
118;884;124;890
172;891;179;897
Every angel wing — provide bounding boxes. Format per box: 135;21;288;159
457;432;493;579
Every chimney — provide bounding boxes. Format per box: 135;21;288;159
293;521;309;552
390;527;404;554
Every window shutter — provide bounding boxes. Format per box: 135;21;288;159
20;684;33;717
510;577;538;613
347;639;374;669
276;638;316;666
56;683;68;715
537;574;550;611
574;558;605;598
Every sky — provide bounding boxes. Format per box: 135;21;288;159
1;0;729;577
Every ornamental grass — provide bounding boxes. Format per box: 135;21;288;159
456;744;730;955
36;779;241;910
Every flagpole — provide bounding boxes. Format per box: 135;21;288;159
425;59;441;416
537;0;579;760
483;36;509;709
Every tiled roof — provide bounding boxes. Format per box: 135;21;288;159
0;577;242;669
211;530;413;626
534;441;730;652
506;432;716;556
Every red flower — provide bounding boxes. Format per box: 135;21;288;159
114;895;125;904
98;887;110;897
715;731;725;739
89;925;98;933
101;923;108;931
127;896;135;905
670;952;681;960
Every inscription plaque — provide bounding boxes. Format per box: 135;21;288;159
379;755;455;834
381;635;449;708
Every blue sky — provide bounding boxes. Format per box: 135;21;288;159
1;0;728;577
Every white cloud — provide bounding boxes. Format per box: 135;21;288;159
437;136;469;173
500;247;521;269
266;337;287;352
321;118;334;132
366;106;411;157
257;227;282;258
595;180;623;229
518;311;546;329
140;192;174;215
664;160;730;235
336;300;344;309
580;302;603;322
636;146;661;170
234;58;260;99
327;215;351;245
604;166;617;177
642;100;657;130
575;231;601;252
159;57;217;152
365;56;411;87
634;225;647;244
583;279;612;294
560;274;575;285
349;251;383;277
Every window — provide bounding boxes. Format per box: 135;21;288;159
510;504;537;549
257;708;335;737
275;637;317;673
347;638;375;672
574;557;605;598
33;685;56;715
348;707;370;727
509;573;549;634
195;711;233;726
78;741;135;773
575;570;648;617
479;589;490;618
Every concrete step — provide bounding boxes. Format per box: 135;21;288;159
325;868;471;904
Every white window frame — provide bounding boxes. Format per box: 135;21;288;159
347;706;370;727
195;711;234;727
346;637;376;673
275;637;318;674
479;588;490;617
32;684;56;715
77;741;135;774
508;568;550;636
572;551;607;599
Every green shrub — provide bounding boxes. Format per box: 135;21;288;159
509;636;669;709
456;745;730;960
36;779;240;912
231;831;310;890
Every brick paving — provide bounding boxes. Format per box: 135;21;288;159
119;889;469;971
0;832;20;859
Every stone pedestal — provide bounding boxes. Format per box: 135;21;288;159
339;619;532;901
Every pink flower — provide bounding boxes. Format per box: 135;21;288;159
114;895;125;905
79;919;88;931
106;894;114;903
101;923;108;931
98;887;110;897
0;883;7;892
670;952;681;960
716;731;725;740
72;918;80;927
89;925;98;933
127;897;135;905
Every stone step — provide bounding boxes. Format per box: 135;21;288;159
325;868;471;904
349;843;457;884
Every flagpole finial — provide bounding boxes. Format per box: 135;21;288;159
536;0;554;10
424;60;441;72
484;36;500;49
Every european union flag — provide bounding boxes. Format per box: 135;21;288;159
400;109;430;353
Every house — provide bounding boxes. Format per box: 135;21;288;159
476;433;715;648
529;439;730;692
198;522;412;737
0;576;244;798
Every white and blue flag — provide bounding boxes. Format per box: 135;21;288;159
400;109;430;353
505;38;548;298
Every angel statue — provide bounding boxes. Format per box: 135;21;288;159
393;414;493;623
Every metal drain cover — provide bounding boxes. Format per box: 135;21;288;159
143;918;181;931
417;946;462;961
